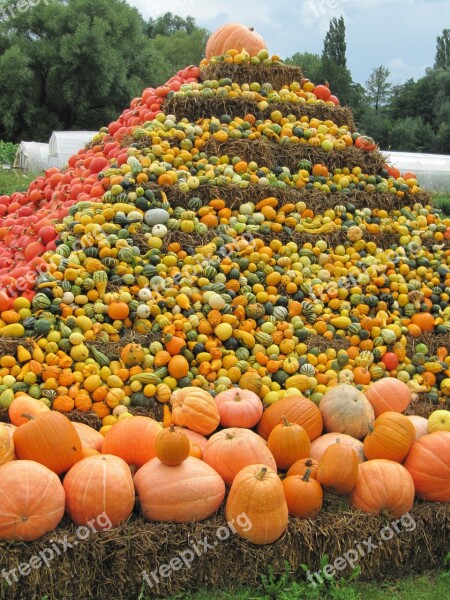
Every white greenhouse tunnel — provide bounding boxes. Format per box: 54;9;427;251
11;134;450;193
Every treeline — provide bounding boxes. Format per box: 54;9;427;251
0;0;448;155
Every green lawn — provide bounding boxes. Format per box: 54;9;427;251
134;568;449;600
0;168;40;195
433;193;450;215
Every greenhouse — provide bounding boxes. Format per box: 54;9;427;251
383;151;450;192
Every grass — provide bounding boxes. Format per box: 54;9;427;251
133;568;449;600
0;168;40;195
433;193;450;215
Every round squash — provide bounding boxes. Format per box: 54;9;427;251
214;387;263;428
134;457;225;522
351;459;415;518
310;432;365;463
0;460;65;541
257;395;323;441
64;454;135;528
403;431;450;502
0;423;14;466
225;464;288;545
205;22;267;59
171;387;220;435
72;422;104;451
365;378;411;417
319;384;374;439
203;427;277;485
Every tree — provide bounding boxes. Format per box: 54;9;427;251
285;52;324;84
0;0;171;142
149;27;209;75
147;13;197;38
322;16;347;68
434;29;450;69
366;66;392;112
321;16;353;105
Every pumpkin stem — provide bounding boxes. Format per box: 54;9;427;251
234;392;242;402
249;27;255;32
255;466;268;481
305;458;313;467
281;416;290;427
367;423;374;433
302;468;311;482
226;433;235;440
21;413;34;421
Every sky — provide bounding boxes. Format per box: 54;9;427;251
126;0;448;86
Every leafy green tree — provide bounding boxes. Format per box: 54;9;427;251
366;66;392;112
321;16;353;105
388;117;438;153
322;16;347;68
434;29;450;69
0;0;171;142
149;27;209;75
147;13;197;38
285;52;324;84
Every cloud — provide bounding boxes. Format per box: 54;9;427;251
388;58;429;85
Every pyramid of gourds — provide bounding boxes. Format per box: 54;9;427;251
0;34;449;430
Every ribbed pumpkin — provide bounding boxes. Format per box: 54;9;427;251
403;431;450;502
282;469;323;518
171;387;220;435
101;416;162;472
365;378;411;417
13;412;82;474
286;457;319;479
225;464;288;545
319;384;374;439
155;425;191;466
317;439;359;495
72;422;104;451
8;395;49;426
214;387;263;428
351;459;415;518
363;412;415;463
205;22;267;59
64;455;135;528
134;457;225;522
310;432;365;463
0;423;14;466
202;428;276;486
0;460;65;541
257;395;323;441
267;418;311;471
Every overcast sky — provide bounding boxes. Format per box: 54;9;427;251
127;0;447;86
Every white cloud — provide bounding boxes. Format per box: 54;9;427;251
388;58;429;85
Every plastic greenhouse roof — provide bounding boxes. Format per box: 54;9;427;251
13;142;50;171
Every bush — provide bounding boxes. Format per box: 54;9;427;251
0;141;18;165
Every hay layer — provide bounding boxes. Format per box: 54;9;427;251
149;183;431;215
204;138;388;174
0;503;447;600
166;97;357;131
200;63;304;89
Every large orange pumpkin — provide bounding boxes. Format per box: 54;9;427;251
0;423;14;466
257;395;323;441
214;387;263;428
363;412;415;463
267;418;311;471
0;460;65;541
317;439;359;495
171;387;220;435
8;395;49;426
134;457;225;522
283;470;323;518
72;422;104;451
225;464;288;545
310;432;365;463
202;427;277;485
64;454;135;529
101;416;162;472
351;459;415;518
365;378;411;418
205;23;267;59
13;412;83;474
319;384;374;439
403;431;450;502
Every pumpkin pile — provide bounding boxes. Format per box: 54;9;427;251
0;25;448;426
1;388;449;545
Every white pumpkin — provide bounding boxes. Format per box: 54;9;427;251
152;224;168;239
